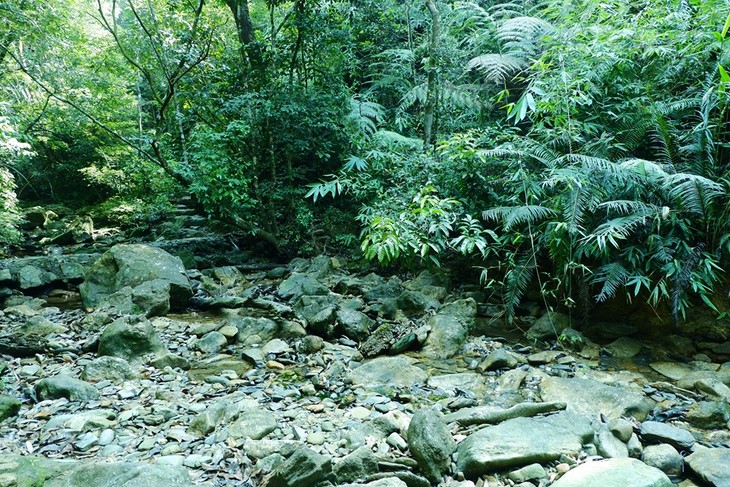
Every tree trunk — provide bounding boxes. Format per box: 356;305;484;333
225;0;262;71
423;0;440;150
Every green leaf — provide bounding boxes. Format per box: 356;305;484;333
722;13;730;38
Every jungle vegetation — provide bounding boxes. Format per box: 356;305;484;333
1;0;729;322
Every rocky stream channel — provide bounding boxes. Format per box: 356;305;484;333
0;207;729;487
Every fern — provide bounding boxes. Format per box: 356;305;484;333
483;204;556;230
503;252;536;322
591;262;630;302
348;97;385;137
497;16;554;59
663;172;724;216
468;54;525;84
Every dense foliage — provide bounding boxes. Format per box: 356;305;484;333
1;0;729;322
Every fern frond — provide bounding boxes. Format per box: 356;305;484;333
467;54;525;84
484;140;561;167
400;83;428;109
483;205;556;230
619;158;673;178
497;16;553;57
597;199;659;216
591;262;629;302
372;130;423;150
503;252;536;321
663;173;724;216
348;98;385;137
585;215;647;250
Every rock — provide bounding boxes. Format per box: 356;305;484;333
46;460;193;487
340;479;408;487
0;254;98;290
35;376;100;402
262;447;332;487
278;273;329;300
540;377;654;420
526;311;571;341
595;427;629;458
685;401;730;429
639;421;695;451
395;290;439;316
150;353;190;370
299;335;324;354
130;279;171;317
407;408;455;483
97;317;165;362
188;400;240;436
333;446;379;483
477;348;519;372
337;308;374;341
455;412;593;478
642;444;683;478
81;356;139;383
551;458;672;487
293;295;337;337
232;316;280;345
348;356;428;391
508;463;547;483
19;315;68;336
695;379;730;402
605;337;645;358
608;418;635;443
80;244;191;310
685;446;730;486
0;396;21;422
427;372;487;397
422;298;477;358
194;331;228;354
229;410;278;440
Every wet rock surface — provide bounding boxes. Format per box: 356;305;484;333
1;229;730;487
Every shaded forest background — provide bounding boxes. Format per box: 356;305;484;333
1;0;729;324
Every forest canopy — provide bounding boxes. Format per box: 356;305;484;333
1;0;729;322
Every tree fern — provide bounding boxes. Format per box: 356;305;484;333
468;53;525;85
496;16;553;59
503;252;536;322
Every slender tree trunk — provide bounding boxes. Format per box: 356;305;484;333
225;0;263;71
423;0;440;150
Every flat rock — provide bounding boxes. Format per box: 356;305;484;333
348;356;427;390
455;411;593;478
540;376;654;420
551;458;672;487
639;421;695;451
35;376;100;402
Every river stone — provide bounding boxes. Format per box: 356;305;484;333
525;311;572;341
551;458;672;487
595;427;629;458
685;401;730;429
0;396;21;421
540;376;654;420
422;298;477;358
340;479;408;487
97;317;165;362
278;273;330;300
46;461;192;487
347;356;428;390
639;421;695;451
427;372;487;397
263;447;332;487
131;279;171;317
333;446;379;483
35;376;100;402
337;308;374;341
642;444;683;477
80;244;191;310
395;290;439;316
685;446;730;486
229;410;278;440
232;316;280;345
407;408;455;483
194;331;228;354
605;337;645;358
81;356;139;383
188;400;240;436
455;411;593;478
477;348;519;372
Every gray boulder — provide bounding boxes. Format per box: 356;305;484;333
422;298;477;358
685;446;730;486
348;356;428;390
46;461;192;487
337;308;374;341
407;408;455;483
35;376;100;402
0;254;98;290
263;447;332;487
278;273;330;300
229;410;278;440
80;244;191;310
525;311;571;341
232;316;280;345
639;421;695;451
456;412;593;478
333;446;379;484
642;444;683;478
540;377;654;420
81;356;139;383
97;317;165;362
551;458;671;487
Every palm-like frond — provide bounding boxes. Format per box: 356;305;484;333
591;262;629;302
467;53;525;84
597;199;659;216
585;214;648;250
503;252;536;321
496;16;554;58
483;205;556;230
348;98;385;137
663;172;724;216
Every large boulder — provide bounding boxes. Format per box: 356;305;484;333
422;298;477;358
540;376;654;421
407;408;455;483
551;458;672;487
80;244;191;310
35;376;100;402
456;411;593;478
685;446;730;486
347;356;428;391
97;317;165;362
46;460;193;487
0;254;99;290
